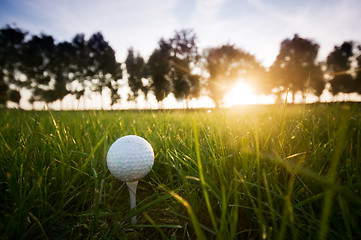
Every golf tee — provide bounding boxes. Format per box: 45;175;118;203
126;181;138;224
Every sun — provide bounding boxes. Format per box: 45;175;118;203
223;82;258;107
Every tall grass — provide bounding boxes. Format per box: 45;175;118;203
0;103;360;239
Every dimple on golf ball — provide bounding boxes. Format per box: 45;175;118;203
107;135;154;182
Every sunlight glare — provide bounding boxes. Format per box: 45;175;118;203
224;82;258;107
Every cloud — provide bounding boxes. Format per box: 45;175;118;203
189;0;232;46
224;0;361;64
1;0;360;66
2;0;181;60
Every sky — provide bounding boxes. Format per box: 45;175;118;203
1;0;361;109
1;0;360;67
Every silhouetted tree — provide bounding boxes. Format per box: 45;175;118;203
22;32;123;109
37;40;76;108
52;41;77;105
0;25;26;107
270;34;325;103
327;41;361;97
125;48;147;101
22;33;70;107
147;39;172;103
70;34;88;100
203;44;261;108
57;32;122;108
0;77;8;107
168;29;201;103
308;63;325;101
74;32;122;108
8;89;21;106
1;26;124;109
146;30;201;106
92;32;122;107
356;45;361;93
327;41;353;96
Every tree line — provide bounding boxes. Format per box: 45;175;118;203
1;25;361;109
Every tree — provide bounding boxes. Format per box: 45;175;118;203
51;41;77;105
90;32;122;107
37;40;76;107
308;63;325;100
22;33;70;107
147;39;172;102
356;45;361;94
1;26;123;109
203;44;262;108
168;29;201;103
0;77;9;107
270;34;325;103
22;32;122;109
67;33;122;108
327;41;361;97
0;25;27;107
68;33;88;102
125;48;147;101
146;29;201;106
82;32;122;107
8;89;21;107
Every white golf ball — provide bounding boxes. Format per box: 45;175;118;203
107;135;154;182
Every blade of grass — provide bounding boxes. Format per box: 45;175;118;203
28;212;49;240
252;121;267;239
237;173;267;239
166;188;206;240
318;116;349;240
277;174;297;240
262;170;278;233
143;211;170;240
166;209;216;235
337;195;352;239
193;118;218;233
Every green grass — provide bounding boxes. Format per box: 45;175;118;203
0;103;361;239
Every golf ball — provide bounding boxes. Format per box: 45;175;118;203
106;135;154;182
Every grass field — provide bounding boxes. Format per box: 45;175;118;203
1;103;361;239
